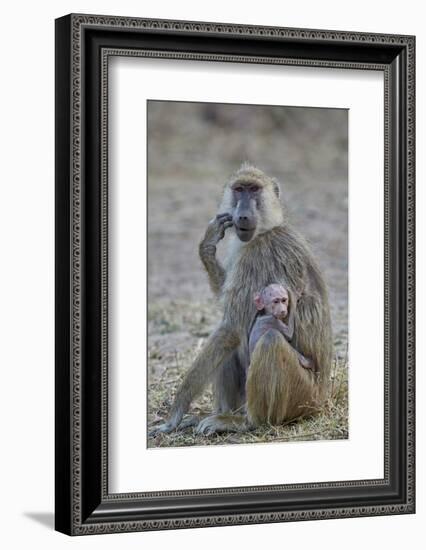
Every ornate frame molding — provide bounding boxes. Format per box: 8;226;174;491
55;14;415;535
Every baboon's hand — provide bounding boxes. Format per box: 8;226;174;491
295;288;304;302
288;288;300;307
151;415;203;435
298;354;315;370
196;414;248;435
201;213;233;248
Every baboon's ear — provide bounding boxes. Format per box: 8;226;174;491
254;293;264;310
272;180;280;198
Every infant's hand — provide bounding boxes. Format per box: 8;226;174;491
295;288;303;301
299;355;314;370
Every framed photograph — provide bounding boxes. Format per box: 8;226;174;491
55;14;415;535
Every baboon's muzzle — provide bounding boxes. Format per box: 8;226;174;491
234;196;257;242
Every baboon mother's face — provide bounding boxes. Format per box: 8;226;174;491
231;182;261;242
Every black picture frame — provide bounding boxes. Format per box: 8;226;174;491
55;13;415;535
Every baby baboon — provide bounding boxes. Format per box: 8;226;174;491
244;283;317;429
249;283;314;371
150;164;333;436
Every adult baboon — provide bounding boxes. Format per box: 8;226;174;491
151;164;333;436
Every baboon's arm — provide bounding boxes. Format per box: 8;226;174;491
199;244;226;296
277;296;314;370
199;213;233;296
285;290;298;340
273;318;293;341
149;324;240;436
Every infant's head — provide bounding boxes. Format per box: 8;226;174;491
254;283;289;320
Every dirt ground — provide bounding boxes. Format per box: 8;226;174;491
147;101;348;448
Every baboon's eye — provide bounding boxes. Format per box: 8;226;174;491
250;185;260;193
234;186;244;193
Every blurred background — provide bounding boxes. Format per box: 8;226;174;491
147;101;348;447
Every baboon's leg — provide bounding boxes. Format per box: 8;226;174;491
195;352;248;435
247;330;319;426
149;324;240;436
213;351;246;414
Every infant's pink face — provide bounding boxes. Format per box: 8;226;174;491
261;284;289;320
